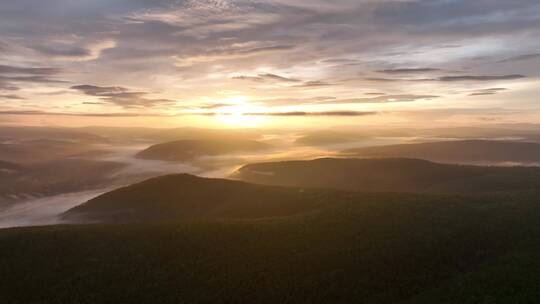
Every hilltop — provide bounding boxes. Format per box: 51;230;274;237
235;157;540;194
295;130;370;146
63;174;327;223
343;140;540;164
136;139;270;161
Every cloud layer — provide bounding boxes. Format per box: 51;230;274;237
0;0;539;124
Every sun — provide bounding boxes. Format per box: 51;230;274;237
214;103;268;127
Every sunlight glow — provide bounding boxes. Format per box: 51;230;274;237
213;100;269;127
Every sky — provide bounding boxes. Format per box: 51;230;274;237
0;0;539;128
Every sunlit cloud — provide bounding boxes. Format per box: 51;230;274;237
377;68;441;74
0;0;539;126
497;53;540;63
174;44;295;67
468;88;507;96
0;94;24;100
326;95;440;104
71;84;177;108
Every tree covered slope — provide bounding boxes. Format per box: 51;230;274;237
343;140;540;164
236;158;540;194
3;190;540;303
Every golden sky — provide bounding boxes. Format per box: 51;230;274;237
1;0;540;128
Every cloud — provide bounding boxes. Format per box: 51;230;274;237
30;40;116;61
258;73;301;82
377;68;441;74
364;77;404;82
71;84;176;107
468;88;507;96
469;92;495;96
126;1;281;38
0;0;539;118
32;45;91;58
210;110;377;117
321;58;360;64
232;75;266;82
328;94;440;104
198;103;232;110
0;109;377;118
81;101;106;105
0;65;60;75
175;44;295;66
232;73;301;83
0;82;20;91
254;94;436;106
0;76;67;84
294;81;336;88
71;85;130;96
396;107;522;121
0;64;65;92
237;45;295;54
0;94;24;100
364;74;526;83
0;110;175;117
232;73;333;89
438;75;525;82
256;96;337;106
497;53;540;63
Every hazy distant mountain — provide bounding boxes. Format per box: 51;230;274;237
0;127;112;163
0;160;20;170
294;126;540;143
0;160;21;176
76;126;164;143
417;127;540;141
0;138;107;163
77;126;266;145
343;140;540;164
63;174;326;223
236;157;540;194
136;139;271;161
151;127;262;142
0;126;106;143
295;130;370;146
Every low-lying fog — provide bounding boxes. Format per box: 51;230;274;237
3;125;540;229
0;189;107;229
0;138;388;228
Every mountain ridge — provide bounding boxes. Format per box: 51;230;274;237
235;157;540;194
342;140;540;164
136;139;271;161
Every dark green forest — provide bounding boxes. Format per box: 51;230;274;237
3;172;540;303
